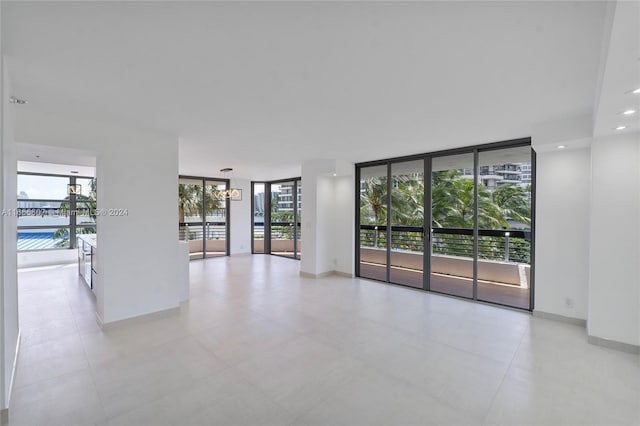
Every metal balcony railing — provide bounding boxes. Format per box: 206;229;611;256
179;222;226;240
360;225;531;263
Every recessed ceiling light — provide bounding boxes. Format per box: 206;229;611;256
632;88;640;94
622;109;637;115
333;173;337;177
615;125;627;130
557;145;566;149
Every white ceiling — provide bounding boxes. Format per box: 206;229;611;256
593;1;640;137
2;1;613;180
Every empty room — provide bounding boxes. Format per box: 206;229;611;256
0;1;638;426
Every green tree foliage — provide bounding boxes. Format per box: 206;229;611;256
360;169;532;262
178;183;222;223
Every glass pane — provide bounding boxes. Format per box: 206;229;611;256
75;178;97;199
359;165;388;281
178;178;203;259
477;146;532;309
205;180;227;258
296;181;302;260
430;153;474;299
390;160;424;288
17;200;70;227
253;183;265;253
270;182;295;257
76;178;97;225
76;200;97;225
18;227;71;251
18;175;69;200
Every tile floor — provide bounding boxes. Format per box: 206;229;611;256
9;255;640;426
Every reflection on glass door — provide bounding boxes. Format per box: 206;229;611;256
390;160;425;288
252;183;265;254
296;181;302;259
430;153;475;299
359;165;388;281
270;181;296;257
179;178;204;260
205;180;228;258
476;146;532;309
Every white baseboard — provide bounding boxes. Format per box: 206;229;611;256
95;306;180;330
588;335;640;354
300;270;354;279
532;310;586;327
300;270;333;279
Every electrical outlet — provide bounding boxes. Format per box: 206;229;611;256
565;297;574;308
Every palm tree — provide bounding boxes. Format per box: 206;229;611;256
360;177;387;247
178;184;199;223
492;184;531;227
360;177;387;225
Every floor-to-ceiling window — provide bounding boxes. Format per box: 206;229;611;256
430;153;475;299
252;178;301;259
252;183;266;254
390;160;425;288
356;139;534;310
358;165;388;281
178;176;230;260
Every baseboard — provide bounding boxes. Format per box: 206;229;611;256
334;271;354;278
300;270;333;279
588;335;640;354
1;407;8;426
532;310;586;327
95;306;180;330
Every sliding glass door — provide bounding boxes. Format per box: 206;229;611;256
430;153;475;299
270;181;296;257
476;146;532;309
356;140;534;311
390;160;425;288
179;178;205;260
359;165;388;281
252;178;302;259
179;176;229;260
252;183;266;254
204;180;228;258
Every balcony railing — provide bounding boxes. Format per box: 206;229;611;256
360;225;531;263
179;222;226;240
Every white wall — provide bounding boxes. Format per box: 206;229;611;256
588;133;640;346
1;58;20;412
316;176;335;274
300;159;354;277
13;108;180;324
534;148;591;320
333;175;355;276
230;178;251;255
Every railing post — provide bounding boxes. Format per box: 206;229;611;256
374;226;379;248
504;232;510;262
